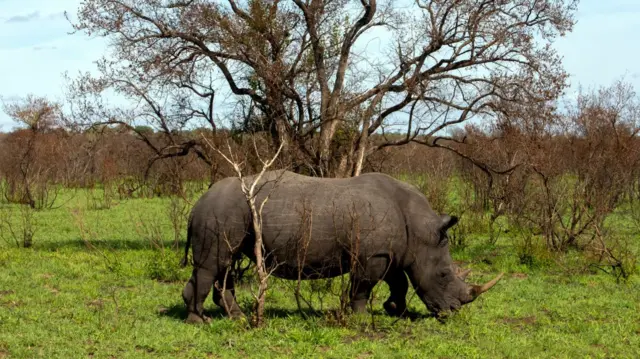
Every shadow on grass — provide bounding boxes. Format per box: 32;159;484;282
158;303;322;321
34;238;181;252
157;303;433;323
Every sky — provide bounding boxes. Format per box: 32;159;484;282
0;0;639;131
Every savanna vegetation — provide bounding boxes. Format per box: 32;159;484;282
1;0;640;358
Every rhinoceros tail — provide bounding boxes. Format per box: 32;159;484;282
180;215;193;268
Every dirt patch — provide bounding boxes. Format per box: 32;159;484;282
356;351;373;359
135;345;155;353
541;308;561;321
157;306;169;315
1;299;24;308
87;299;104;310
511;273;528;279
342;331;387;344
0;290;15;296
44;284;59;295
501;315;537;329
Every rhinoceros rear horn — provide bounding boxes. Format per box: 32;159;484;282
470;272;504;298
440;215;458;232
457;268;472;281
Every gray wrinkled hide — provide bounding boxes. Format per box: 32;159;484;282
181;170;472;322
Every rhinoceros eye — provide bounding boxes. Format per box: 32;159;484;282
439;268;452;279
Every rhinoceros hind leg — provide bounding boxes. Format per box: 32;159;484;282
182;267;214;323
213;271;245;319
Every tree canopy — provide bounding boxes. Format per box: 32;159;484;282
65;0;579;177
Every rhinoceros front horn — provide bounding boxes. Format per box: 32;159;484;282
470;272;504;298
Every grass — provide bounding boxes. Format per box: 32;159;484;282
1;186;640;358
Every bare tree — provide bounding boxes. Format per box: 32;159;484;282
2;95;60;133
65;0;577;177
202;135;286;327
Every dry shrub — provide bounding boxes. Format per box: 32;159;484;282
523;82;637;252
146;248;185;283
166;196;190;250
86;182;118;210
0;129;64;209
451;80;639;260
131;211;166;250
69;207;124;275
0;96;68;209
0;204;37;248
584;224;638;282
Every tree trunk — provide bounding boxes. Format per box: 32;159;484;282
352;117;370;177
249;198;268;327
317;118;340;176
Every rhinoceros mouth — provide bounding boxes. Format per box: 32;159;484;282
426;271;503;315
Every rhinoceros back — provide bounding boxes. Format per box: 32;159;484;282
245;171;410;278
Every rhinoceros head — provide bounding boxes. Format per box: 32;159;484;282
409;215;503;315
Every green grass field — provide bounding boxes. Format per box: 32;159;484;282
1;186;640;358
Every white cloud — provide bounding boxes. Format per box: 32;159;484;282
5;11;40;23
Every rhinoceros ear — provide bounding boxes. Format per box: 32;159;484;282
440;215;458;232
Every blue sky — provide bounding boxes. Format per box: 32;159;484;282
0;0;639;131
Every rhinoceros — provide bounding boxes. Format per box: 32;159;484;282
180;170;502;323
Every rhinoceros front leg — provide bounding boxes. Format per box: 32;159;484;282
383;270;408;317
349;275;376;314
348;256;392;314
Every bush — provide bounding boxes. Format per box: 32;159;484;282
145;249;185;282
